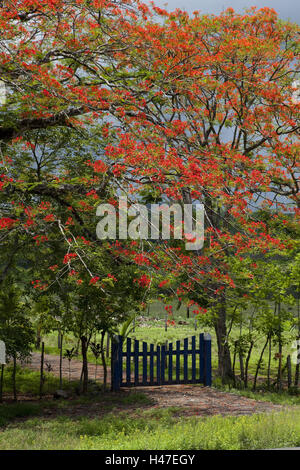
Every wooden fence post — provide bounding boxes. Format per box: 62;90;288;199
199;333;204;383
203;333;212;386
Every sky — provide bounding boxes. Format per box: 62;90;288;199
150;0;300;24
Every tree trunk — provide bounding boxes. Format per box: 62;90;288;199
295;293;300;387
287;355;292;390
100;331;107;390
75;338;80;356
277;342;283;389
36;327;41;350
276;300;283;391
267;335;272;389
58;331;62;350
244;341;254;389
81;336;88;394
59;334;63;389
12;355;17;401
39;342;44;399
253;335;269;391
106;333;110;358
214;303;233;383
296;364;300;387
239;352;245;382
0;364;4;403
232;342;237;388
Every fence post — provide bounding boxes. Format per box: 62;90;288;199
199;333;204;383
111;335;122;391
203;333;212;386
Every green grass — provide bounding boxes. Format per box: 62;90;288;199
81;409;300;450
215;385;300;406
0;389;152;428
1;364;80;397
35;331;79;357
34;331;108;366
0;407;300;450
0;360;299;450
0;402;44;427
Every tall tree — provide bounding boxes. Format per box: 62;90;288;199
0;1;299;382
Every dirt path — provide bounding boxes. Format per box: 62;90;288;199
20;352;284;418
140;384;283;417
23;352;105;382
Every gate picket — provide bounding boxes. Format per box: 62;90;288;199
142;342;147;385
176;340;180;383
168;343;173;383
161;344;166;384
126;337;131;385
150;343;154;383
191;335;196;382
183;338;188;382
134;339;139;386
156;345;161;385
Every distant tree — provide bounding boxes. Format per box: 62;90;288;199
0;281;34;400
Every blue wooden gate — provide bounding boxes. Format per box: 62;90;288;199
111;333;212;391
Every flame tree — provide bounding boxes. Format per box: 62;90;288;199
0;1;299;381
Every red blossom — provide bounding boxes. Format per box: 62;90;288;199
0;217;17;229
89;276;100;285
134;274;151;288
63;253;77;264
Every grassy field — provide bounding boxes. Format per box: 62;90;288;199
0;398;300;450
1;360;300;450
2;365;300;406
0;364;80;398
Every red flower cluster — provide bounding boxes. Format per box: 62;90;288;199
33;235;48;245
0;217;16;230
63;253;77;264
31;280;48;291
134;274;151;288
